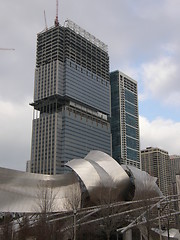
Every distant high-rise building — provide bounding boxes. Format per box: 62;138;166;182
170;155;180;181
170;155;180;195
110;71;140;168
30;19;111;174
141;147;172;196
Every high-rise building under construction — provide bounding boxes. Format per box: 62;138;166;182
30;19;111;174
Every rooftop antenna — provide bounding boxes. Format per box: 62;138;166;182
54;0;59;26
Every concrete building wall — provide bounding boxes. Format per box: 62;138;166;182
141;147;172;196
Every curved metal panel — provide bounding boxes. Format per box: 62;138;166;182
0;151;163;213
0;167;79;213
66;150;130;203
85;151;129;184
65;158;102;190
122;165;163;200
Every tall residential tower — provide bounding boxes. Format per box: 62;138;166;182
110;71;140;168
141;147;172;196
30;20;111;174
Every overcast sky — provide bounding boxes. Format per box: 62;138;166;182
0;0;180;171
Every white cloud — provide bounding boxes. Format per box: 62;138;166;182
161;43;179;55
142;57;177;93
140;116;180;155
140;56;180;106
163;0;180;20
0;99;32;170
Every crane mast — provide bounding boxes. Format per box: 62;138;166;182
44;10;48;30
0;48;15;51
54;0;59;26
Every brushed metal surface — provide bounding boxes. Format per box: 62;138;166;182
0;167;79;213
0;151;162;213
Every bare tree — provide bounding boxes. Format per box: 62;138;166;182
35;180;58;213
63;183;81;240
94;186;126;240
64;183;81;211
33;181;60;240
1;213;14;240
16;214;31;240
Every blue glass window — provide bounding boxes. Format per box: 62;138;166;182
127;148;138;161
126;137;138;150
125;101;136;116
125;89;136;104
126;113;137;127
126;125;137;138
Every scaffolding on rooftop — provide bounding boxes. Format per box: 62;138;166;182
64;19;108;53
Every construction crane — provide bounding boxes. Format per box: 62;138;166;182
0;48;15;51
44;10;48;30
54;0;59;26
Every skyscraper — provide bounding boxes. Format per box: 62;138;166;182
170;155;180;183
170;155;180;195
110;70;140;168
30;19;111;174
141;147;172;196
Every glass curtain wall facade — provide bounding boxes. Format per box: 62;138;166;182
110;70;140;168
30;20;111;174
